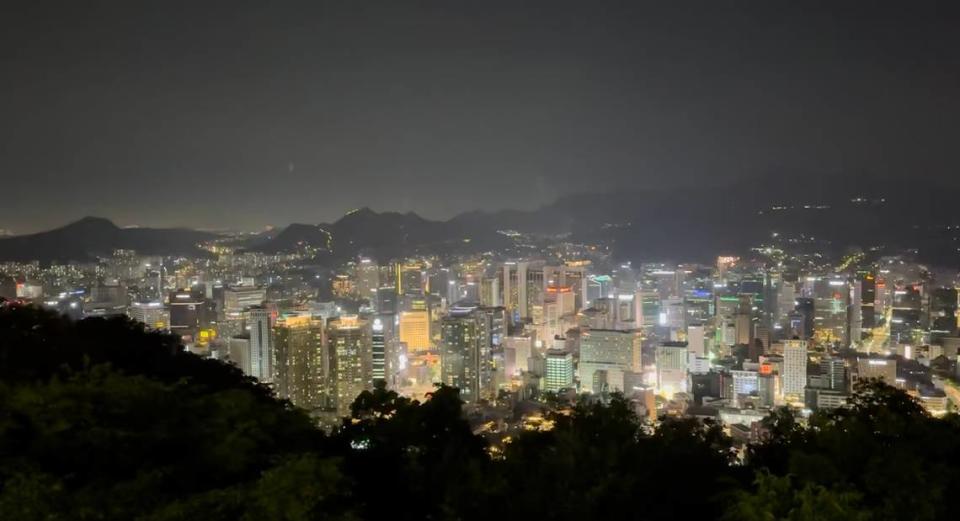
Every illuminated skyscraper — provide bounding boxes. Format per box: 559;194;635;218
439;307;483;401
813;277;850;346
326;315;372;415
930;287;958;334
355;258;380;303
371;317;387;384
274;312;325;409
655;342;688;395
544;349;574;392
249;306;274;383
891;285;922;344
399;297;431;352
580;329;641;393
782;339;807;401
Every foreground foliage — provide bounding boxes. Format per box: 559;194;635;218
0;305;958;520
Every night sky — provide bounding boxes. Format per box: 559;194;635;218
2;1;958;233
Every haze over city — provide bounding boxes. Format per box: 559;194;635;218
3;0;960;232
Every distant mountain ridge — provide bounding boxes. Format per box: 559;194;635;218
4;172;960;266
0;217;216;264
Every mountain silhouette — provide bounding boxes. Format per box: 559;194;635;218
0;217;216;264
5;172;960;266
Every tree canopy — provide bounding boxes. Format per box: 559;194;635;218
1;304;958;520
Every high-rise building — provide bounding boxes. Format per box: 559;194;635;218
821;356;846;392
439;306;487;402
891;285;922;344
274;312;325;409
326;315;372;415
656;342;689;395
376;286;397;314
782;339;807;401
227;336;251;375
399;300;431;353
930;287;959;334
249;306;275;383
813;277;850;346
168;289;211;335
687;325;706;357
355;258;380;303
544;349;574;392
371;316;387;385
580;329;641;393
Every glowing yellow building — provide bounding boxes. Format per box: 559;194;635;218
400;309;431;352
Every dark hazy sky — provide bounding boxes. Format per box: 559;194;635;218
2;1;958;232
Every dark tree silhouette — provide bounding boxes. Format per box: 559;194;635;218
2;304;959;521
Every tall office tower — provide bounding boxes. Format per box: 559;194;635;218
633;290;660;328
757;373;779;407
395;261;425;296
849;278;864;345
790;298;815;340
579;329;642;393
274;312;325;409
128;301;168;330
655;342;689;395
734;296;753;345
813;277;850;346
544;349;574;392
930;287;959;334
477;306;507;397
372;313;399;387
503;335;534;376
427;267;451;299
585;275;605;306
168;288;211;335
874;275;891;320
227;336;251;374
498;261;547;322
221;284;266;338
399;297;431;352
327;315;372;416
890;285;923;344
439;306;487;402
355;258;380;303
687;325;706;357
480;277;500;307
662;297;686;331
543;264;588;311
782;339;808;401
249;306;275;383
821;356;846;392
856;357;897;383
775;280;798;331
376;286;397;314
858;273;876;330
371;317;387;385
